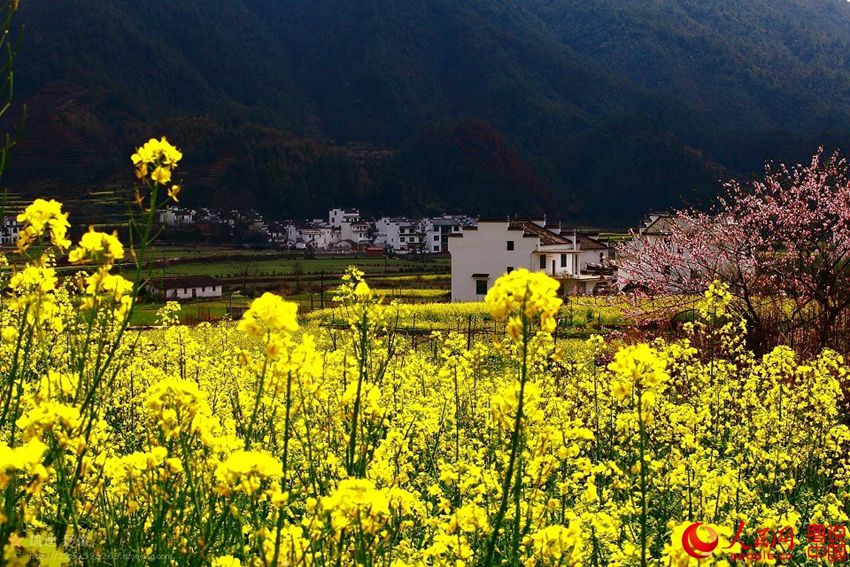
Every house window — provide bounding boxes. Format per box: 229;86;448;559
475;279;487;295
539;255;546;269
506;240;514;251
560;254;567;268
433;245;439;251
400;237;405;243
434;235;439;241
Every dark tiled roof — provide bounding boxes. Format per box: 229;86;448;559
575;233;608;251
508;220;571;245
642;215;678;236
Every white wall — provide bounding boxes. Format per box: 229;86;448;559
535;249;577;277
165;285;222;299
375;218;399;249
449;222;538;302
340;222;369;243
427;228;442;253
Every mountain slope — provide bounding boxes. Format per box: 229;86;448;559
7;0;850;226
528;0;850;134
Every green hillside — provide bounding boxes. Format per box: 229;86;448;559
7;0;850;226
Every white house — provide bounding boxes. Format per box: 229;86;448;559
286;223;338;250
637;212;678;245
427;215;475;253
299;226;334;250
268;222;289;244
149;276;224;300
329;208;360;228
375;217;434;254
560;230;612;275
340;220;370;245
157;207;196;227
615;211;692;291
448;218;612;301
0;216;21;246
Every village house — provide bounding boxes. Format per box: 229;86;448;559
157;207;196;227
429;215;476;253
375;217;433;255
448;218;612;301
328;208;360;227
244;210;270;236
195;208;224;224
327;208;371;246
0;216;21;246
340;221;371;246
615;211;695;291
268;221;289;244
147;276;224;300
286;222;337;250
636;211;678;245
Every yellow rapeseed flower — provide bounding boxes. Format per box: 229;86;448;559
0;439;49;492
485;269;562;336
238;292;298;337
320;479;391;536
68;227;125;266
214;450;283;497
131;137;182;183
16;199;72;251
608;343;669;400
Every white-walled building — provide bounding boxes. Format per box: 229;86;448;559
340;220;370;245
428;216;476;253
0;216;21;246
329;208;360;228
149;276;223;300
637;212;678;245
559;230;612;276
287;223;338;250
616;211;709;292
157;207;196;227
268;222;289;244
448;218;612;301
375;217;432;254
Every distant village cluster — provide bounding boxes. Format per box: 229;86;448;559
155;206;477;256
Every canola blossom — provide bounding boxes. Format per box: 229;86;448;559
131;136;183;184
15;198;72;252
0;142;846;566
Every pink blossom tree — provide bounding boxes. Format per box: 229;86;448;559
617;149;850;353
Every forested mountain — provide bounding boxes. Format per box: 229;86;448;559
7;0;850;226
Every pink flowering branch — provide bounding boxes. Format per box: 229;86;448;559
617;149;850;353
